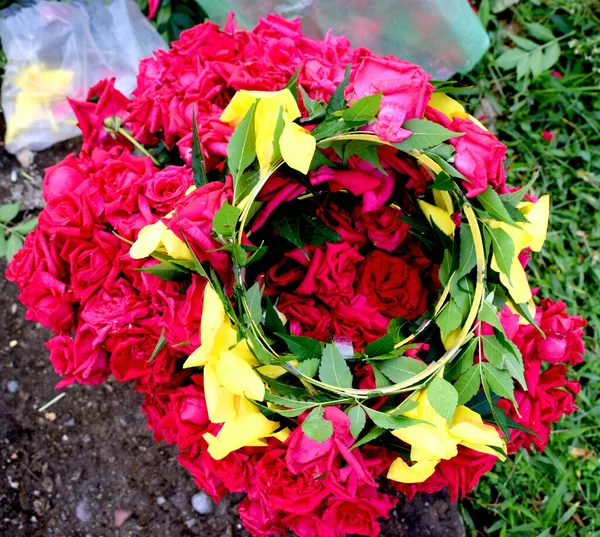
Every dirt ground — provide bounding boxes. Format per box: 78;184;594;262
0;128;466;537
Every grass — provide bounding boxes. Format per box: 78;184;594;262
455;0;600;534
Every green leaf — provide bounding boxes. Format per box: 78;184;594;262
0;232;6;258
11;217;38;235
380;356;427;384
234;170;260;206
436;299;463;337
347;405;367;438
423;150;467;180
542;42;561;71
302;406;333;443
245;282;263;326
301;215;341;246
477;187;519;227
478;301;503;331
496;47;528;70
192;110;207;187
455;363;482;405
516;55;530;80
276;333;322;361
213;200;241;238
482;363;516;405
507;32;538;51
343;141;387;174
482;335;508;369
485;225;515;282
309;149;334;171
478;0;490;28
343;92;382;123
284;68;300;103
228;101;257;197
138;262;188;281
370;361;392;387
6;234;23;261
510;299;544;336
427;377;458;424
456;224;477;281
327;63;351;113
273;216;305;255
148;329;167;362
0;203;20;223
526;22;554;42
530;48;544;77
297;357;321;378
311;117;365;141
496;332;526;389
264;393;315;409
319;343;353;388
445;338;478;382
499;173;538;206
364;406;421;430
394;119;464;152
365;333;396;357
299;86;326;122
271;106;286;163
351;426;386;450
429;172;454;191
264;296;285;335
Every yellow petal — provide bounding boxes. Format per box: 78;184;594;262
254;98;283;172
450;407;505;447
279;118;317;175
130;221;166;259
183;346;209;369
387;457;439;483
220;91;258;126
428;93;468;120
418;200;456;237
414;151;443;175
258;364;289;379
215;351;265;401
200;286;227;359
272;427;290;442
247;89;301;120
519;195;549;252
392;424;458;461
204;363;237;423
433;189;454;215
161;229;193;260
494;255;532;304
442;327;462;351
203;412;280;460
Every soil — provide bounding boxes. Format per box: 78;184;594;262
0;125;466;537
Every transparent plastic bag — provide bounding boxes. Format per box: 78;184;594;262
199;0;489;80
0;0;166;155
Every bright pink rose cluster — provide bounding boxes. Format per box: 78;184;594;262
6;14;585;537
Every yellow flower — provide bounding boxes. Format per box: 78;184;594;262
388;388;506;484
5;65;74;144
220;89;316;175
183;285;286;459
418;199;456;237
427;92;488;131
488;195;549;304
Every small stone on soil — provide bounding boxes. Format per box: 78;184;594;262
191;491;214;514
6;380;18;393
114;509;132;528
156;496;167;506
75;500;92;522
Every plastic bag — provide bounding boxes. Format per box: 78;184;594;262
198;0;489;80
0;0;166;155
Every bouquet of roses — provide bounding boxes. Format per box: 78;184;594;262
7;14;586;537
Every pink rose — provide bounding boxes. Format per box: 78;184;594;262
144;165;193;213
345;56;433;143
357;204;409;252
42;154;87;202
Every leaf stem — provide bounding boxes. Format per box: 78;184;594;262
117;128;160;166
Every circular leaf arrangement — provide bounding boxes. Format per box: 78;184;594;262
8;15;586;537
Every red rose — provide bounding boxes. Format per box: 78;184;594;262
92;152;155;217
277;293;333;342
323;485;397;537
282;512;340;537
287;243;364;307
358;205;409;252
317;201;367;249
357;250;428;319
68;78;131;149
238;496;287;537
42;154;87;203
251;175;306;231
167;178;234;284
19;271;75;332
346;56;433;143
47;334;75;380
107;317;180;385
249;447;332;515
332;294;390;350
144;165;193;213
69;230;123;302
51;323;110;389
536;299;586;365
178;451;228;503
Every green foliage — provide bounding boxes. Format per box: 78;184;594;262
0;202;37;262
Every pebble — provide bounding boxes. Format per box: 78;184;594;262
184;519;196;529
191;491;214;515
114;509;132;528
8;340;18;348
64;418;76;427
62;435;69;442
156;496;167;506
75;500;92;523
6;381;19;393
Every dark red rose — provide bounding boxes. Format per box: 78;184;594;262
358;250;428;319
252;175;306;231
238;496;287;537
178;451;228;503
277;293;333;342
357;205;409;252
317;201;367;249
286;243;364;307
332;294;390;350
